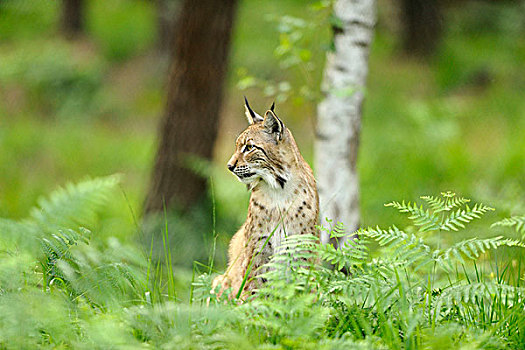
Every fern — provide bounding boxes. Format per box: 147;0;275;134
361;225;409;246
434;237;525;271
3;183;525;349
258;234;319;287
325;260;399;305
318;219;347;240
316;234;369;271
491;216;525;238
384;201;441;232
439;203;494;231
26;176;140;307
0;218;41;254
386;192;494;233
359;226;433;270
436;282;525;311
421;191;471;212
30;175;121;233
41;228;91;289
26;176;122;295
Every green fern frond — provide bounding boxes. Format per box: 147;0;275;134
434;237;525;271
392;234;433;269
327;272;391;302
26;175;123;298
437;282;525;308
42;228;92;287
317;236;369;271
387;194;493;233
366;258;410;280
421;192;470;212
276;233;319;250
323;258;403;295
439;203;495;231
360;226;432;269
317;220;347;240
0;218;41;254
440;191;456;198
384;201;441;232
260;234;319;283
420;195;446;211
491;216;525;237
360;225;409;246
30;175;121;233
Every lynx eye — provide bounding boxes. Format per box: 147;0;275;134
243;144;254;153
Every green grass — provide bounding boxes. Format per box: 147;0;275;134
1;179;524;348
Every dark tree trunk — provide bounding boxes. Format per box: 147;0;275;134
61;0;85;39
401;0;443;57
144;0;238;214
156;0;179;54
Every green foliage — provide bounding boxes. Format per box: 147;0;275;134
435;237;525;271
0;0;58;41
1;177;524;348
88;0;156;62
421;192;471;212
492;216;525;238
31;175;121;233
385;192;495;232
435;1;525;92
236;2;332;103
193;192;524;348
317;221;369;271
0;41;108;120
0;176;146;347
0;176;143;310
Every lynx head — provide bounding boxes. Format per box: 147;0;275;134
227;97;295;190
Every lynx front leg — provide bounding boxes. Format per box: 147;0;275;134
211;227;248;299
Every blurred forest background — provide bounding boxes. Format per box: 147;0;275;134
1;0;524;272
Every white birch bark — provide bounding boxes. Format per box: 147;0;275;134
315;0;376;247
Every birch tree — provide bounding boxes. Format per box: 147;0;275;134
315;0;376;247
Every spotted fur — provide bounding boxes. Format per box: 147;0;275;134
212;100;319;300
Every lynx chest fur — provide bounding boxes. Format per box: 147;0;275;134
212;99;319;300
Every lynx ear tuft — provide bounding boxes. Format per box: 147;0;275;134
270;101;275;112
263;110;284;141
244;96;263;125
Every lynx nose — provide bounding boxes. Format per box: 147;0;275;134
227;161;236;172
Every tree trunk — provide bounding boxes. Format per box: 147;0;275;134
315;0;376;248
156;0;180;54
401;0;443;57
61;0;85;39
144;0;238;214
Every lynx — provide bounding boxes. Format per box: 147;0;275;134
212;98;319;300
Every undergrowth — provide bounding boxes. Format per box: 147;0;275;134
1;177;524;349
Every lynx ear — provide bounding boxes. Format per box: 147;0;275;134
263;110;284;141
244;96;263;125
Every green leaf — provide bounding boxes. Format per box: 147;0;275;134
491;216;525;237
30;175;121;233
